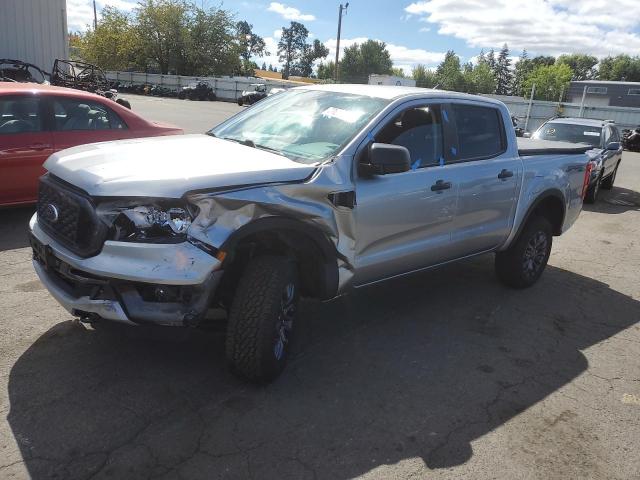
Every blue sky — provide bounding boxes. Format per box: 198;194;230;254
67;0;640;74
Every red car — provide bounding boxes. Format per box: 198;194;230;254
0;83;182;207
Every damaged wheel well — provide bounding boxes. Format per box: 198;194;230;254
217;218;339;302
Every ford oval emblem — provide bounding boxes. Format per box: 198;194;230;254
42;204;60;223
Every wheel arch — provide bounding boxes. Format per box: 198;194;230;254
513;189;566;241
219;217;339;301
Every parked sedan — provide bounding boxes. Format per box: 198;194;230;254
0;83;182;207
531;118;623;203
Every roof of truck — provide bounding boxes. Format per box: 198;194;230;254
294;83;503;104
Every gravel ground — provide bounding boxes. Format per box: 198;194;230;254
0;99;639;479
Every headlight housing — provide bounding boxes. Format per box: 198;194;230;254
98;201;196;243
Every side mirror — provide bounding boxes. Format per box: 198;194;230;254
606;141;621;151
363;143;411;175
523;132;532;138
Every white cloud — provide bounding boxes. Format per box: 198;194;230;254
267;2;315;22
404;0;640;57
67;0;136;31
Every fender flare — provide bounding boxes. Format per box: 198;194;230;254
510;189;566;244
220;216;340;300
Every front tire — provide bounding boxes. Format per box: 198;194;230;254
495;216;552;289
225;256;299;383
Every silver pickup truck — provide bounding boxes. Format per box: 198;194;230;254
29;85;591;382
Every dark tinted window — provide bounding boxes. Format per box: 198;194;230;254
452;104;505;160
0;96;44;134
376;105;444;168
51;97;127;131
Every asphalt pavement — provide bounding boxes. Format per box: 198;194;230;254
0;99;639;479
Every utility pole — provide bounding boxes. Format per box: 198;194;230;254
334;3;349;83
93;0;98;30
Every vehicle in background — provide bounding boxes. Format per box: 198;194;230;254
0;83;182;207
0;59;49;84
511;115;524;137
622;126;640;152
268;87;287;97
29;85;591;383
178;81;216;101
50;59;131;109
237;83;267;106
531;118;623;203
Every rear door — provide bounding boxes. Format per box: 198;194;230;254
445;102;523;257
0;94;53;205
353;101;459;285
47;95;129;152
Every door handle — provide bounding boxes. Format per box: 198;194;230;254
430;180;452;192
27;143;52;150
498;169;514;180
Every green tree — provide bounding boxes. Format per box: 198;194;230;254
340;40;393;83
512;50;530;97
391;67;406;77
556;54;597;80
412;64;437;88
463;62;496;94
435;50;465;91
76;6;139;70
495;43;512;95
598;55;640;82
278;21;309;79
296;39;329;77
523;63;573;101
236;20;267;61
317;61;336;80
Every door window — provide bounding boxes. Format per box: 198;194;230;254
0;96;44;134
51;97;127;131
451;104;506;161
375;105;444;169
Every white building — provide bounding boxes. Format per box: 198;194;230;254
368;74;416;87
0;0;69;72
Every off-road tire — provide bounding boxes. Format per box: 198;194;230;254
495;216;553;289
116;98;131;109
225;256;299;383
601;164;618;190
583;174;601;204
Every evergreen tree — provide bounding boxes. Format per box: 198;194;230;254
261;62;267;70
495;44;513;95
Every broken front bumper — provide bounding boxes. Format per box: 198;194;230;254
29;214;223;326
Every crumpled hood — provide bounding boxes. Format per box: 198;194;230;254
44;134;316;198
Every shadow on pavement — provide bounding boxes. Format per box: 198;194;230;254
583;186;640;214
8;256;639;479
0;206;34;252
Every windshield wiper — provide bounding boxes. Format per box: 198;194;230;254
219;136;287;157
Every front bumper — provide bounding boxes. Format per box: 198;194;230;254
30;214;223;326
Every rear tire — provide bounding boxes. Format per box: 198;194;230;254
495;216;553;289
601;165;618;190
583;175;601;204
225;256;299;383
116;98;131;109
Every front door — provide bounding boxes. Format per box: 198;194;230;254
0;94;53;205
353;102;458;286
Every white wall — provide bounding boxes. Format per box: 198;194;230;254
0;0;69;72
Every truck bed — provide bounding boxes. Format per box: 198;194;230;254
517;138;594;156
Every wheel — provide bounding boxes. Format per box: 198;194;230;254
225;256;299;383
116;98;131;109
237;98;243;106
583;175;601;204
495;216;553;289
601;165;618;190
